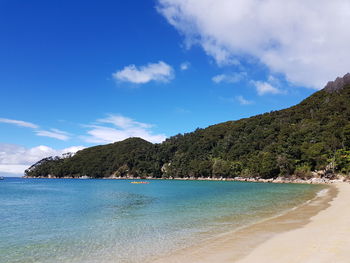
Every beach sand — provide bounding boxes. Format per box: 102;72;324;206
153;183;350;263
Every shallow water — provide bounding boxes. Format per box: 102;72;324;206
0;177;323;263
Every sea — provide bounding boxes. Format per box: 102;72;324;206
0;177;323;263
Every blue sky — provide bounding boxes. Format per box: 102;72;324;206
1;0;349;175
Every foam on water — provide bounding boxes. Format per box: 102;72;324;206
316;188;329;197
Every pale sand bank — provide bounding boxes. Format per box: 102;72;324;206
153;184;350;263
237;183;349;263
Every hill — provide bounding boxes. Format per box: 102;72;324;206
25;74;350;179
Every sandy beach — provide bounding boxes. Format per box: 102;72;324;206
154;183;350;263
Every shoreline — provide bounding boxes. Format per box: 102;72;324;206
152;183;350;263
235;183;350;263
23;175;348;184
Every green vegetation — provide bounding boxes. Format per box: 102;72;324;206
25;83;350;179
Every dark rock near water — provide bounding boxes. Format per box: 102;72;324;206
324;73;350;93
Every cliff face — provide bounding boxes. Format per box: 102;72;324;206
324;73;350;93
26;74;350;179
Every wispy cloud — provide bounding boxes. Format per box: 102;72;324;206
0;118;38;129
0;117;71;141
97;115;152;129
220;96;254;105
236;95;253;105
174;107;191;114
82;114;167;144
212;72;246;84
180;61;190;71
112;61;174;84
0;143;85;174
36;129;70;141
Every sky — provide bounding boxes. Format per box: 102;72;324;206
1;0;350;176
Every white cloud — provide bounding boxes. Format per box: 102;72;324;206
236;95;253;105
157;0;350;89
0;165;30;175
212;72;246;83
36;129;70;141
0;144;85;174
253;81;282;96
174;107;190;114
0;117;71;141
180;61;190;71
62;146;86;153
97;115;152;129
83;114;167;144
0;118;38;129
112;61;174;84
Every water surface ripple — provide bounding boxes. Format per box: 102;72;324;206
0;178;322;263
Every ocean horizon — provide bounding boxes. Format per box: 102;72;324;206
0;177;323;263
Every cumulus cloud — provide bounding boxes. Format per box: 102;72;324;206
83;114;167;144
212;72;246;83
236;95;253;105
253;81;282;96
157;0;350;89
36;129;70;141
112;61;174;84
180;61;190;71
0;118;38;129
0;144;85;174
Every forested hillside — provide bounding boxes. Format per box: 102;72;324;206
25;74;350;179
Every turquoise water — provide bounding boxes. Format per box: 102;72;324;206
0;178;322;263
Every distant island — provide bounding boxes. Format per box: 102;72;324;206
25;74;350;182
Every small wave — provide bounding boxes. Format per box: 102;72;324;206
316;188;329;197
290;188;329;211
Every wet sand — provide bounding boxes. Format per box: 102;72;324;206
153;183;345;263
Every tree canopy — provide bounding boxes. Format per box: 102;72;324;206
25;82;350;179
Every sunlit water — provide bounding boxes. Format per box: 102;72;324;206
0;177;323;263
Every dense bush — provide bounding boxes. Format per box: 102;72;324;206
26;84;350;179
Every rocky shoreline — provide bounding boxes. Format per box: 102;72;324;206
23;174;349;184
